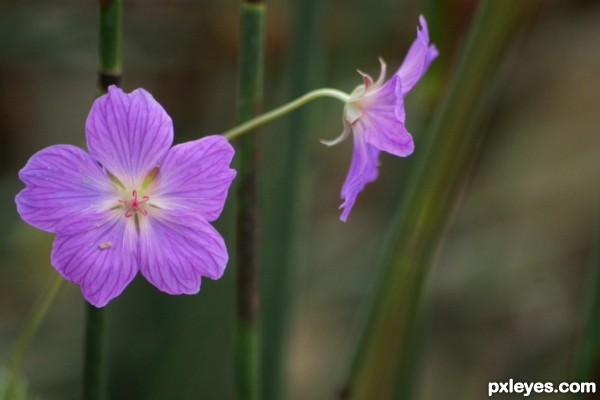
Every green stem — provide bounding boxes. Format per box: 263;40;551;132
261;1;327;398
235;2;265;400
83;304;107;400
223;88;349;141
343;2;535;399
575;211;600;397
82;2;123;400
98;0;122;88
6;275;63;400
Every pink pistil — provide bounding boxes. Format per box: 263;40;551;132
119;190;150;218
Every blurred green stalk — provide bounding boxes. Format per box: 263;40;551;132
235;2;265;400
6;275;63;400
83;303;107;400
99;0;122;83
260;1;326;398
83;2;122;400
344;2;535;399
576;213;600;396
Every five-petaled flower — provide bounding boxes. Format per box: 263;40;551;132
323;15;438;221
15;86;236;307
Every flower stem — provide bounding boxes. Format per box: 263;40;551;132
83;304;107;400
235;2;265;400
223;88;349;141
98;0;122;90
6;275;63;400
342;1;536;399
82;2;122;400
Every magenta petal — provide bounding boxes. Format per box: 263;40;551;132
16;145;115;235
339;138;380;222
424;44;439;72
86;86;173;188
360;76;414;157
51;215;138;307
396;15;438;94
138;211;228;295
151;135;236;221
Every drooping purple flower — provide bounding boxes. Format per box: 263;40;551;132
15;86;236;307
324;15;438;221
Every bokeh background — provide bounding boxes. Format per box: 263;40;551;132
1;0;599;399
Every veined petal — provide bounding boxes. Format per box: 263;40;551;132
360;76;414;157
86;86;173;188
138;210;228;295
51;214;138;307
16;145;116;235
396;15;438;94
150;135;236;222
339;137;380;222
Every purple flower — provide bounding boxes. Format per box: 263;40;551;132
15;86;236;307
324;15;438;221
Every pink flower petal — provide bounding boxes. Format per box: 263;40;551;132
396;15;438;94
138;210;228;295
336;15;438;221
16;145;116;235
360;76;414;157
86;86;173;188
51;214;138;307
340;137;380;222
425;44;440;72
150;135;236;221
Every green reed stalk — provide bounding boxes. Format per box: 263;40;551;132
83;2;122;400
98;0;122;88
83;302;107;400
235;2;265;399
576;212;600;397
260;1;326;398
6;275;63;400
343;2;536;399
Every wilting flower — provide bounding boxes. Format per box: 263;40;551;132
16;86;236;307
324;15;438;221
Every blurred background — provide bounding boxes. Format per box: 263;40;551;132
0;0;599;399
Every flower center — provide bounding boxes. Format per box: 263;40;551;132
119;190;150;218
345;100;364;124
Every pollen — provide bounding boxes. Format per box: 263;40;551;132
99;241;112;249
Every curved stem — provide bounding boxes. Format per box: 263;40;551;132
6;274;63;399
223;88;350;141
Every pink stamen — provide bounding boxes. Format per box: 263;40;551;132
119;190;150;218
357;69;374;89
